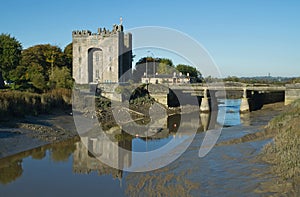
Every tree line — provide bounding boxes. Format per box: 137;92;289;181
0;33;204;93
132;56;203;83
0;34;73;92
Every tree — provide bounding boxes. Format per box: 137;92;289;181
132;57;175;82
63;43;72;72
14;44;68;91
176;64;202;82
21;44;65;81
223;76;240;82
157;58;174;74
27;63;47;91
0;34;22;88
9;65;29;90
49;66;73;89
132;57;155;82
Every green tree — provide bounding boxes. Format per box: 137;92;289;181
157;58;174;74
0;34;22;88
133;57;175;82
132;57;153;82
8;65;28;90
176;64;202;82
63;43;72;72
27;63;47;91
223;76;240;82
21;44;65;81
49;66;73;89
18;44;72;92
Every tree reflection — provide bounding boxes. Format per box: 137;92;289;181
0;160;23;185
31;146;46;160
50;139;77;162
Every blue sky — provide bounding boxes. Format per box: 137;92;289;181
1;0;299;77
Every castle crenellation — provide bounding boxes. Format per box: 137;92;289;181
72;24;124;37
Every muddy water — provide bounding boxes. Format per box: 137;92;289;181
0;100;287;196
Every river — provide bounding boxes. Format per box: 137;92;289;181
0;99;286;196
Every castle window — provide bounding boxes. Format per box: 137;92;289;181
109;67;112;72
79;57;82;64
95;53;99;62
96;69;99;78
78;46;81;52
79;67;81;79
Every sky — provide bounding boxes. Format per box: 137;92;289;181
1;0;299;77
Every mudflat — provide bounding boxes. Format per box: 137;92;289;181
0;111;78;159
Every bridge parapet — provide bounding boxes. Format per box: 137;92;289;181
285;83;300;105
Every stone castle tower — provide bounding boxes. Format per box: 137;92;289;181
72;22;132;84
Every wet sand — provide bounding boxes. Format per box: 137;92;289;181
0;111;78;159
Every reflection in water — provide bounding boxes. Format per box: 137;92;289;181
0;159;23;185
51;141;77;162
2;99;279;196
0;138;79;185
73;134;132;180
0;101;244;185
73;141;124;181
218;99;243;127
30;147;47;160
240;112;250;126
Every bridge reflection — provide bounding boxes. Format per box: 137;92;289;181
0;101;252;185
72;111;220;176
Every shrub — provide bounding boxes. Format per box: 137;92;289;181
0;89;72;120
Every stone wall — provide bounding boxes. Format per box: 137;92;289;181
285;84;300;105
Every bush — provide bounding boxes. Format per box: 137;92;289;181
0;89;72;120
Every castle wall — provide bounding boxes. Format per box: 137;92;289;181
72;25;132;84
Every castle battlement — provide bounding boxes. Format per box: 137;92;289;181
72;24;124;37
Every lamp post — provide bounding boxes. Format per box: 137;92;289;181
145;58;148;80
147;50;156;76
153;57;156;76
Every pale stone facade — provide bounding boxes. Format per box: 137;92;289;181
72;23;132;84
141;73;190;84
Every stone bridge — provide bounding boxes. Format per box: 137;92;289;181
147;83;300;112
95;82;300;113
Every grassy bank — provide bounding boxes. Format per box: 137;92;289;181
0;89;71;120
262;99;300;183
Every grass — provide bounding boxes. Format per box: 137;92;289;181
262;99;300;182
0;88;72;120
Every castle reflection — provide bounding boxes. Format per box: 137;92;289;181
0;103;251;185
72;111;214;176
73;133;132;180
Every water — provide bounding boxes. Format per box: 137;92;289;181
0;99;287;196
217;99;241;126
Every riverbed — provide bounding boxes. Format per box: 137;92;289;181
0;100;289;196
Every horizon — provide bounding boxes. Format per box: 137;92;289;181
1;0;299;77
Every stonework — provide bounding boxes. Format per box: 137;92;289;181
72;23;132;84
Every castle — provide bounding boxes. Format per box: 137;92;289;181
72;21;132;84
